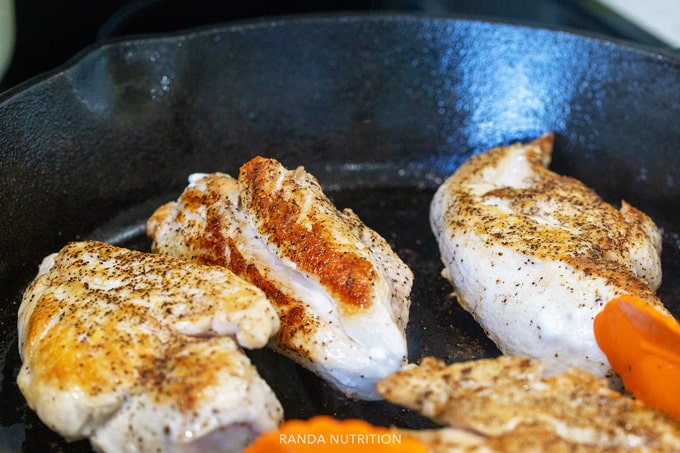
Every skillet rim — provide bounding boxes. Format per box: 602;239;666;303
2;11;680;107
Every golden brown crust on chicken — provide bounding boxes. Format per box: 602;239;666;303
239;157;377;312
146;158;413;399
378;356;680;452
18;241;282;451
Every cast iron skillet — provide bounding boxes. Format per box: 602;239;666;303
2;13;680;451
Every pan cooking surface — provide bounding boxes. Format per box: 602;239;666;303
1;14;680;451
4;173;680;452
0;183;498;452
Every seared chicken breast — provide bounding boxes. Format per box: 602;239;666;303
430;133;665;384
378;356;680;452
18;241;282;453
147;156;413;400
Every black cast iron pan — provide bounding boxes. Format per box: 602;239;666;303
2;14;680;451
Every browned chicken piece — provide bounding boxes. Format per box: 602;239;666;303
17;241;282;453
430;133;665;386
147;157;413;400
377;356;680;452
397;424;658;453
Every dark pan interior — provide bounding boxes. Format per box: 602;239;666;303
1;14;680;451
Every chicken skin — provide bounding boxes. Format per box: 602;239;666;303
429;133;666;384
147;156;413;400
17;241;282;453
377;356;680;452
